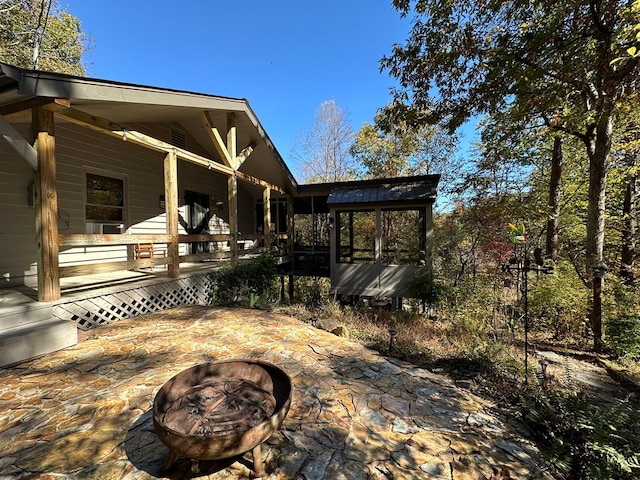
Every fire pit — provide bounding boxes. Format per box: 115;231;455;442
153;359;292;477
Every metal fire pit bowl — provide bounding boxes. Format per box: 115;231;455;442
153;359;292;477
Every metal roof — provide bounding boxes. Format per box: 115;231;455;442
326;177;439;206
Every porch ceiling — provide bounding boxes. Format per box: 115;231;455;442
0;62;297;193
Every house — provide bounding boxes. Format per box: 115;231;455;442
0;62;439;366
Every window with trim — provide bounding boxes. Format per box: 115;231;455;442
86;173;124;232
381;208;425;265
337;210;375;264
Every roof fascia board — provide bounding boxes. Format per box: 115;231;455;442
241;100;299;191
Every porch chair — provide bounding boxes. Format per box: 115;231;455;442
134;243;166;270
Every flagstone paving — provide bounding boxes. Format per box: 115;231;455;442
0;306;555;479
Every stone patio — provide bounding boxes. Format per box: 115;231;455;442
0;306;555;479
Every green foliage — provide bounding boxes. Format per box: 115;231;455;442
607;316;640;361
291;276;331;310
520;390;640;479
407;269;450;312
0;0;90;74
350;110;458;194
527;263;589;339
206;254;278;307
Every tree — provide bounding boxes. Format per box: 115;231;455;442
0;0;89;75
381;0;639;269
381;0;640;349
291;100;357;183
351;109;458;190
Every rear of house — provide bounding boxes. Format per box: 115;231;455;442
0;62;440;366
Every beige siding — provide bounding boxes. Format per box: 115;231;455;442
1;119;262;288
0;126;38;288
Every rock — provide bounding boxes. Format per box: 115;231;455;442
316;318;349;338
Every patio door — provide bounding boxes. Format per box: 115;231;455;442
185;190;210;254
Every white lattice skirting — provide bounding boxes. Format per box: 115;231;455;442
52;273;210;330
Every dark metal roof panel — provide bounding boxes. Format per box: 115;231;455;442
327;180;437;205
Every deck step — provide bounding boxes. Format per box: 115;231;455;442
0;290;78;368
0;290;53;330
0;319;78;368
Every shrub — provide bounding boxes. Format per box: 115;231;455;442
527;262;589;340
407;269;450;314
206;253;278;306
606;316;640;361
520;389;640;480
292;276;331;310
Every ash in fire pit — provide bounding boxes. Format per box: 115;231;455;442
153;359;292;478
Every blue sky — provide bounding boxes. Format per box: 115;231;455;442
63;0;476;178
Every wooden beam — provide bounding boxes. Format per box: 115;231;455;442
44;104;234;176
227;112;237;168
59;233;171;247
235;142;255;169
47;104;288;195
0;97;67;117
60;257;168;278
164;150;180;277
236;170;286;194
33;107;60;301
0;114;38;170
200;111;234;168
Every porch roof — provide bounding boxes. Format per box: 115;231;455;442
322;175;440;206
0;62;297;192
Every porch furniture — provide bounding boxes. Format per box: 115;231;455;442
135;243;166;270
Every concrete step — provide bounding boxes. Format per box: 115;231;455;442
0;318;78;368
0;289;53;331
0;289;78;368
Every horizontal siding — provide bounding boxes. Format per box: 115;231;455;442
0;126;37;287
1;118;264;288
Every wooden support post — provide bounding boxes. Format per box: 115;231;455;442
263;187;271;249
228;174;238;261
287;195;294;257
164;150;179;277
227;113;238;260
227;112;237;168
424;204;434;269
33;107;60;301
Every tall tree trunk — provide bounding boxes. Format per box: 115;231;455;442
621;175;637;285
546;135;563;261
585;102;615;351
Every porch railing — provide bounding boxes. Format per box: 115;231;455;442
58;233;290;279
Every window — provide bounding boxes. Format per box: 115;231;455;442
337;210;375;264
292;195;331;249
86;173;124;223
256;197;288;235
381;208;425;265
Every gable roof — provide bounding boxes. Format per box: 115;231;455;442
0;62;298;192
